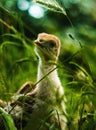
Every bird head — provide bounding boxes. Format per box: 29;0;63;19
34;33;61;64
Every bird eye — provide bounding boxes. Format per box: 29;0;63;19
49;42;56;48
39;39;44;43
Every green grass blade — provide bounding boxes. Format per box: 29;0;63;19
69;61;92;83
0;107;17;130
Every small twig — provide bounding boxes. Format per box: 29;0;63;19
0;18;18;34
0;18;11;29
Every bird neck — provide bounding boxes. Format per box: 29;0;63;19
35;59;63;100
37;60;58;81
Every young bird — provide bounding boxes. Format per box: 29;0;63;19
23;33;67;130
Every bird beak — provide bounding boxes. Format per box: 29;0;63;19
34;39;41;46
34;39;44;48
34;39;39;45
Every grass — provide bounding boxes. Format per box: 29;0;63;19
0;108;17;130
0;1;96;130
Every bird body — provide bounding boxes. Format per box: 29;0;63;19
33;63;64;100
24;33;67;130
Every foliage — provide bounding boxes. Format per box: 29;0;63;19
0;108;17;130
0;0;96;130
0;17;36;100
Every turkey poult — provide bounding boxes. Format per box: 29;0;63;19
23;33;67;130
0;33;68;130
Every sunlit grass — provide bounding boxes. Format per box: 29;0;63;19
0;1;96;129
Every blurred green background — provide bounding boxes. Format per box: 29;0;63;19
0;0;96;129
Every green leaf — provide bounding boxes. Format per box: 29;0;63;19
0;107;17;130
